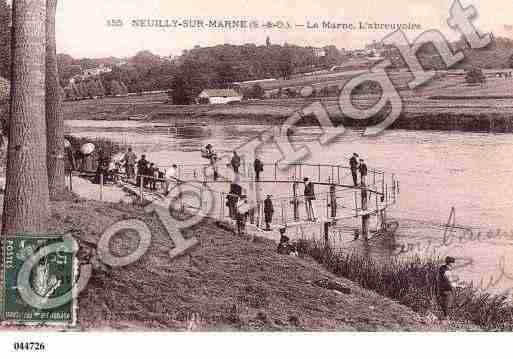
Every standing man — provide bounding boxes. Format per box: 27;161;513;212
437;256;455;320
349;153;359;187
148;163;157;190
136;154;149;187
212;154;219;181
236;196;250;235
231;150;241;174
164;164;178;195
123;147;137;179
360;183;368;210
359;158;368;186
254;157;264;182
95;149;109;184
303;177;316;221
264;194;274;231
229;180;242;219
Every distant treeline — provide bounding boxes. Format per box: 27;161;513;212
57;43;347;103
1;0;512;103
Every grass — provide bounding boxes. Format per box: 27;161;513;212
296;236;513;330
0;197;478;331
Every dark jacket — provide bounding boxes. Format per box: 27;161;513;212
137;159;149;175
359;163;368;176
254;158;264;172
437;265;452;292
231;154;241;168
349;156;358;170
230;183;242;196
304;182;315;200
264;198;274;213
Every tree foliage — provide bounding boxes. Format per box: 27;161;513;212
465;67;486;85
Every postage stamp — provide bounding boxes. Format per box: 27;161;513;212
1;235;76;325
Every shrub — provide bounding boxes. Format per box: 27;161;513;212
465;67;486;85
297;236;513;330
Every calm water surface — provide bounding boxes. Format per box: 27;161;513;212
67;118;513;295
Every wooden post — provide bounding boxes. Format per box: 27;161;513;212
140;175;144;203
337;166;340;184
100;173;104;201
373;170;376;186
325;194;329;220
255;200;260;228
354;191;358;217
329;184;337;218
220;192;224;219
375;194;379;231
69;171;73;192
281;200;285;224
323;221;330;249
292;182;299;221
392;174;395;202
318;164;321;182
362;214;370;241
274;162;277;181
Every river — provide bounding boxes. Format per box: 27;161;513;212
67;117;513;296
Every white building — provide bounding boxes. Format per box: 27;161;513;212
82;65;112;78
312;47;327;57
197;89;243;105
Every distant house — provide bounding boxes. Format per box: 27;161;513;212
330;58;374;72
197;89;243;104
312;47;327;58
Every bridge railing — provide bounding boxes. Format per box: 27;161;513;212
214;182;397;228
175;161;389;194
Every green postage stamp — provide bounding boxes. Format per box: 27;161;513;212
1;235;76;325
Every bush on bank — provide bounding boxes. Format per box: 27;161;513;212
297;237;513;330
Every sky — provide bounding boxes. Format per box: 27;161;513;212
53;0;513;59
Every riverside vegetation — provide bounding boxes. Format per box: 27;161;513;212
297;236;513;330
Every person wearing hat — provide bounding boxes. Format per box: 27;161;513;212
303;177;316;221
136;154;149;187
437;256;456;320
359;158;368;186
94;149;109;184
349;153;359;187
211;154;219;181
253;156;264;182
236;195;250;235
263;194;274;231
231;150;241;174
123;147;137;179
277;227;297;255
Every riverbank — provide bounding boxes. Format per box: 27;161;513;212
63;91;513;133
0;195;476;331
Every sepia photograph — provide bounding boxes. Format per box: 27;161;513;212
0;0;513;356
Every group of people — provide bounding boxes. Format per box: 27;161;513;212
230;150;264;181
349;153;368;187
121;147;178;193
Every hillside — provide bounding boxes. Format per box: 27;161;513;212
21;198;473;331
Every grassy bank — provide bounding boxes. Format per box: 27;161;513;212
0;196;478;331
64;93;513;133
297;237;513;330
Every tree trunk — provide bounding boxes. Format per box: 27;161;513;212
46;0;64;199
2;0;49;234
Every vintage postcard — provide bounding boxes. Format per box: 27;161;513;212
0;0;512;356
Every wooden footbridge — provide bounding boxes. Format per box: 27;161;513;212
125;160;400;242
